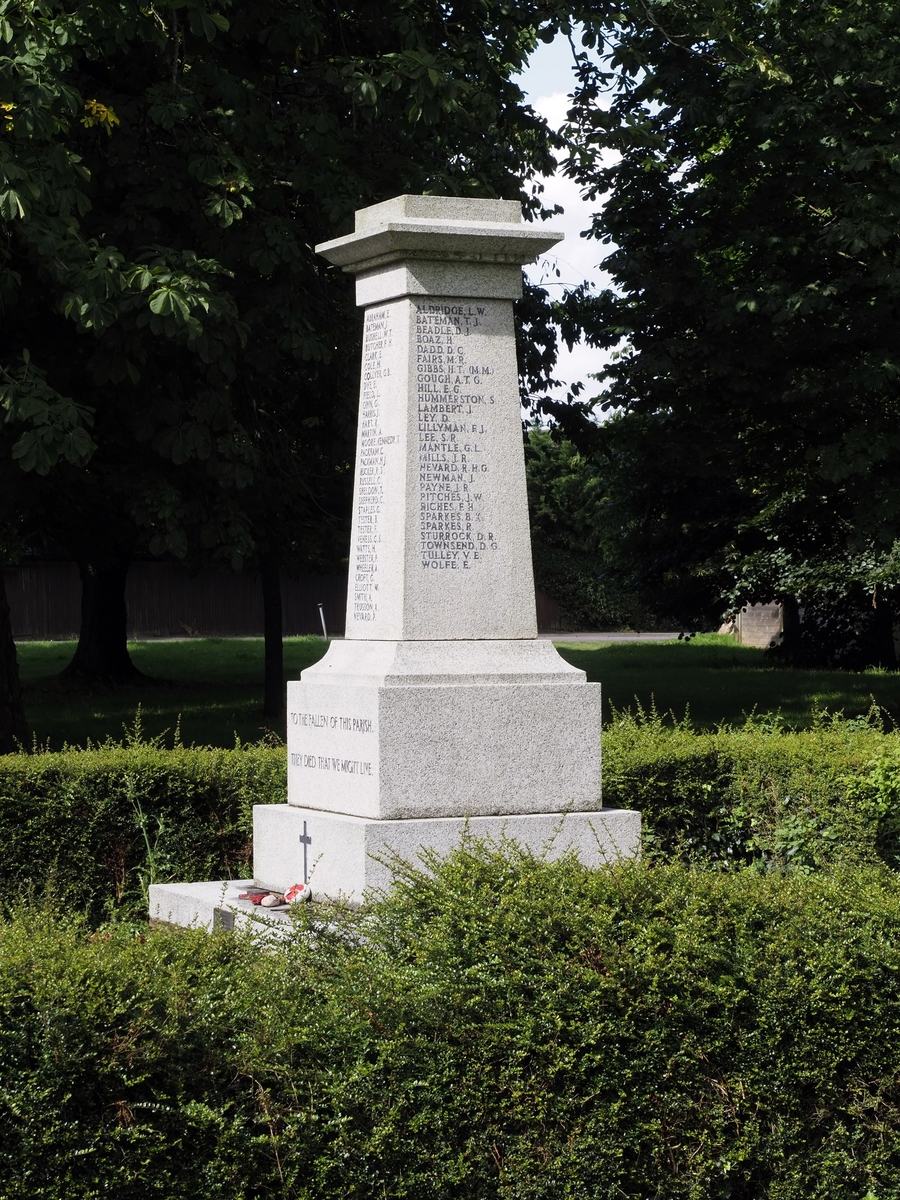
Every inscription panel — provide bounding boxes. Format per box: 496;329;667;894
344;292;535;641
406;296;535;638
415;301;498;574
351;305;392;626
345;302;407;638
286;682;380;816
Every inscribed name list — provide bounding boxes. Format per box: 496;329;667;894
349;303;404;631
417;301;496;567
345;294;535;641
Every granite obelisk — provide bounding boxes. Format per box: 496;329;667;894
150;195;639;924
253;195;639;900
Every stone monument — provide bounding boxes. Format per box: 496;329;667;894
150;195;639;926
734;602;783;649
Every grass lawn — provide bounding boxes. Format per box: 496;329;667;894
17;637;330;749
558;633;900;729
15;633;900;749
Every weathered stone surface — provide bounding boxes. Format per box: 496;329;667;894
149;880;292;933
317;193;561;305
286;639;601;819
333;293;536;640
316;198;560;644
736;602;783;649
154;195;638;924
254;805;641;905
280;196;605;835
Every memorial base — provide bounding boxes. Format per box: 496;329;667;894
253;803;641;904
288;639;604;820
148;805;640;928
149;880;293;933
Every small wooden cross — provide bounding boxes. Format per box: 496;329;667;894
299;821;312;883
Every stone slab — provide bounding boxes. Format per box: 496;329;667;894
355;261;526;305
302;637;587;685
736;602;783;649
317;193;563;307
149;880;293;933
287;641;601;820
253;804;641;904
356;194;524;228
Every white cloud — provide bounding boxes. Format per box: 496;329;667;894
517;53;616;407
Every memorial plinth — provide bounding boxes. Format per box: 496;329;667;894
150;195;639;924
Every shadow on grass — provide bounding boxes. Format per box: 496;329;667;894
16;632;900;748
17;636;331;749
556;633;900;729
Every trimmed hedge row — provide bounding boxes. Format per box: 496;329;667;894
2;714;900;917
0;742;284;920
604;713;900;870
2;852;900;1198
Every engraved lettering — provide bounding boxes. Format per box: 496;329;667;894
414;302;497;566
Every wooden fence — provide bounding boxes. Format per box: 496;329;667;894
4;562;563;639
4;562;348;640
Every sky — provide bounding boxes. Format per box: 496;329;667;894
514;33;614;405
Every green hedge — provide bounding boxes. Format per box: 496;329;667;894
603;712;900;870
0;743;284;920
3;851;900;1198
3;716;900;919
531;543;660;630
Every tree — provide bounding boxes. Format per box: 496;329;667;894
525;427;640;628
1;0;261;686
552;0;900;660
0;573;26;752
0;0;564;706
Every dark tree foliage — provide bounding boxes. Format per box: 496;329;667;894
0;0;565;703
524;427;644;629
552;0;900;660
0;573;26;751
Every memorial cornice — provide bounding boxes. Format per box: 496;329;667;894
316;218;562;274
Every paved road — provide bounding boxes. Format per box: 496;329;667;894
539;631;680;642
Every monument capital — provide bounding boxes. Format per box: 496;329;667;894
316;193;563;304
